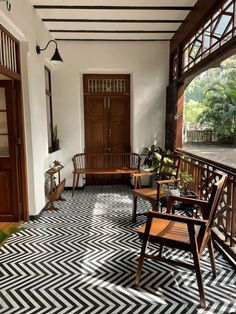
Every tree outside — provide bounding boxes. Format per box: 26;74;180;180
183;55;236;145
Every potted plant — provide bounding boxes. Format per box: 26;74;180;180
142;145;179;181
51;125;60;151
178;171;197;198
53;160;62;169
141;145;163;172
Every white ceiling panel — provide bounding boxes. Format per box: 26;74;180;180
36;9;189;20
31;0;198;41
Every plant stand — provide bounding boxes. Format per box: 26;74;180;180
45;165;66;210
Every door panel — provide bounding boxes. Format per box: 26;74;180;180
0;81;19;221
109;95;130;153
85;95;107;153
84;95;107;184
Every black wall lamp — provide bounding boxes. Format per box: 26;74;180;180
0;0;11;11
36;40;63;62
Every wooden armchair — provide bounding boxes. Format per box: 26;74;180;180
132;153;181;223
135;175;227;308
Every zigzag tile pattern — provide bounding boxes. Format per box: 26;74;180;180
0;185;235;314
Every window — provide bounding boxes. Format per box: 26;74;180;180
44;66;54;153
182;0;236;73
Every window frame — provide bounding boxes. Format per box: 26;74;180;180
44;66;54;153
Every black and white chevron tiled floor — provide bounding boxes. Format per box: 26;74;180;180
0;186;235;314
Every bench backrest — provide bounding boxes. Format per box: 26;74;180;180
72;153;141;171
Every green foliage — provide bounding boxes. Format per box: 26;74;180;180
141;146;177;177
53;160;61;167
0;227;24;244
179;171;193;193
184;55;236;144
142;145;163;172
183;100;208;126
0;230;8;243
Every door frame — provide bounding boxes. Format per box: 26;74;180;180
0;25;28;221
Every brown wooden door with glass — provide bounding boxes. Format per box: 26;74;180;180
0;81;20;221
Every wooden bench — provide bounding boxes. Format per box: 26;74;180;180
72;152;141;196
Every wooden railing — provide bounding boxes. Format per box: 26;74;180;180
177;149;236;262
185;130;218;143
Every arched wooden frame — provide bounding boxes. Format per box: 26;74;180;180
167;0;236;150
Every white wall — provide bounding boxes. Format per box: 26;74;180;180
0;0;60;216
0;1;169;215
53;41;169;186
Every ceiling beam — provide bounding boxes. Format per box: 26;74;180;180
55;38;170;41
43;18;184;23
50;29;176;33
34;5;193;11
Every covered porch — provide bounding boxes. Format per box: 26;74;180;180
0;0;236;312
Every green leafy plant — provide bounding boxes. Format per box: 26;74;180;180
141;145;163;172
0;230;8;243
178;171;193;194
141;146;178;178
53;160;61;167
0;227;24;244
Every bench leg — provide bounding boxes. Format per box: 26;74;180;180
76;173;80;190
72;173;77;197
132;195;138;223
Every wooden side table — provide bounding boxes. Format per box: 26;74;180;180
45;165;66;210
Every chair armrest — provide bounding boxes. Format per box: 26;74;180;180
133;172;154;178
147;210;207;226
155;179;180;185
166;195;208;214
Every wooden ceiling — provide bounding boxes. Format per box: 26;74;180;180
31;0;198;42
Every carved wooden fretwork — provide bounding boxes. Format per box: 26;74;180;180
182;0;236;73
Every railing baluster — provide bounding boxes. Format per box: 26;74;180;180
0;25;19;75
231;182;236;247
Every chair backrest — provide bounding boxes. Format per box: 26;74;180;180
158;153;181;180
204;175;227;227
199;175;227;252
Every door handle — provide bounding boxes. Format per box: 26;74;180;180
104;97;106;109
108;129;111;137
107;148;111;152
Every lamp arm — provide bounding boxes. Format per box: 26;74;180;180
36;40;58;54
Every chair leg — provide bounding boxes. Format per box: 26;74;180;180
72;173;77;197
192;249;206;308
132;196;138;223
135;237;149;286
159;244;163;257
137;177;141;189
151;200;158;211
208;236;217;278
76;174;80;191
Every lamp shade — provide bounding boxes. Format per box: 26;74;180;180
51;48;63;62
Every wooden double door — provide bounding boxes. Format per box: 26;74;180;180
84;74;130;184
